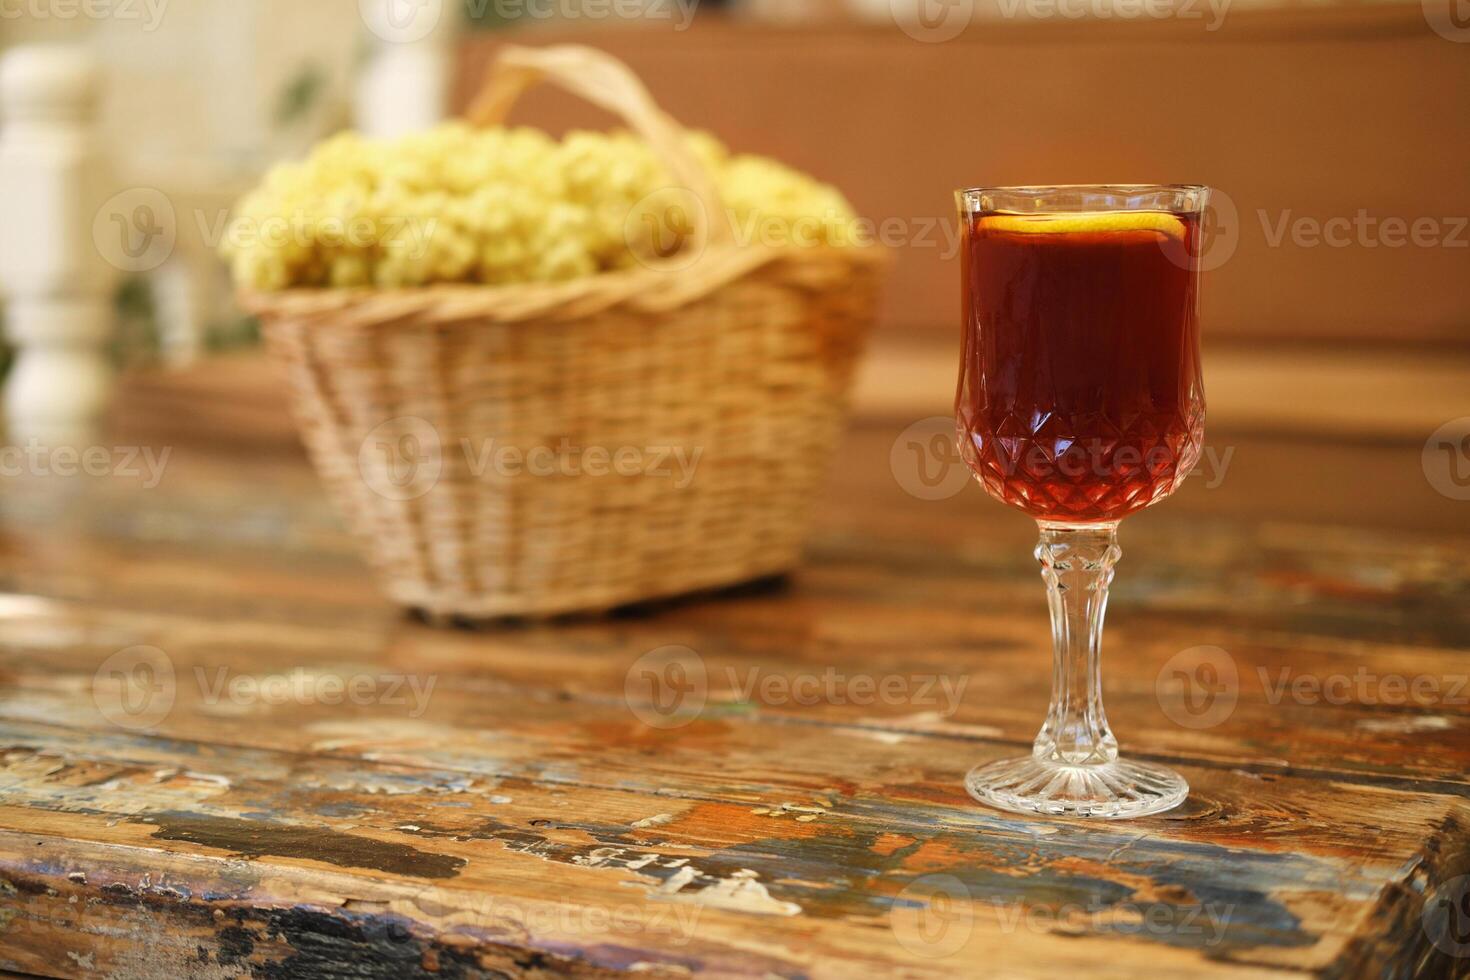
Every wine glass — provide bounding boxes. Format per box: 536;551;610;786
955;184;1208;818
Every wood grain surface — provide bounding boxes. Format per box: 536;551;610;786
0;356;1467;978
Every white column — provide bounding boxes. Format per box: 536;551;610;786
0;45;117;447
152;250;219;366
354;0;462;139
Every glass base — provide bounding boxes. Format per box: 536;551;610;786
965;756;1188;819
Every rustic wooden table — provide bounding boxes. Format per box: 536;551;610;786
0;357;1467;978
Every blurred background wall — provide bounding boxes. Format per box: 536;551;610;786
1;0;1467;527
453;1;1470;532
6;0;1465;352
457;6;1470;351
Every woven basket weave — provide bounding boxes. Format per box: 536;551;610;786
244;44;883;619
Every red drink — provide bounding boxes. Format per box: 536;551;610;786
956;211;1205;524
953;186;1208;819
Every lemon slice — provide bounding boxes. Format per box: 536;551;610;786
981;211;1186;239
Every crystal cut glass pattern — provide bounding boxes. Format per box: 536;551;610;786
954;184;1208;819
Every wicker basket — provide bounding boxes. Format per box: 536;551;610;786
243;44;883;619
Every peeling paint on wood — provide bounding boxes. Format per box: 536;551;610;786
0;363;1467;976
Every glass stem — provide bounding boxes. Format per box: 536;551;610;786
1034;522;1122;766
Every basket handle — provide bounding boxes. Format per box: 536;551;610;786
464;44;728;250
